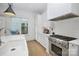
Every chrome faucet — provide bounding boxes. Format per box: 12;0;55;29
0;39;2;46
0;39;5;46
0;28;4;46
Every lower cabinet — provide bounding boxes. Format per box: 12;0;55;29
36;33;49;52
69;43;79;56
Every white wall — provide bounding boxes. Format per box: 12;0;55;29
54;17;79;38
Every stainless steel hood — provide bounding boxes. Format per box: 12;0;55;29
49;13;79;21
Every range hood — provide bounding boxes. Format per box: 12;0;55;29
49;13;79;21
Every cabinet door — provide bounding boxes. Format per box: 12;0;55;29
47;3;71;20
42;34;49;49
69;43;79;56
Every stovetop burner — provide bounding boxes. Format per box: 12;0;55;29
50;34;77;41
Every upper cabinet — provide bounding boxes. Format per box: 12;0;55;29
47;3;79;21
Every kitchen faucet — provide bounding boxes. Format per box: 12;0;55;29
0;37;5;46
0;38;2;46
0;28;4;46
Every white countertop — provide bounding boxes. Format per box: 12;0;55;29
0;40;28;56
69;39;79;45
1;35;26;42
0;35;28;56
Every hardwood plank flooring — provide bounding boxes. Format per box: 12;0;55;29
27;40;49;56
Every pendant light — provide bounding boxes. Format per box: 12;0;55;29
4;3;16;16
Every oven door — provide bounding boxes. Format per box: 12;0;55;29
49;40;62;56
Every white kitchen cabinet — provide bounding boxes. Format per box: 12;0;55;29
69;43;79;56
36;32;46;48
36;30;49;53
36;12;50;53
47;3;79;20
43;34;49;53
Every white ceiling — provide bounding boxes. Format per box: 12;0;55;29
0;3;47;15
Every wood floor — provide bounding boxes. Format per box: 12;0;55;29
27;40;49;56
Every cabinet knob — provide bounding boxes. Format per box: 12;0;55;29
72;44;74;46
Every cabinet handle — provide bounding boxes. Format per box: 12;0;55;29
71;44;75;47
11;48;16;51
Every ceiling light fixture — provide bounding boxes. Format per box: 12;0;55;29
4;3;16;16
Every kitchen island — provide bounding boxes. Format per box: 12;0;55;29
0;35;28;56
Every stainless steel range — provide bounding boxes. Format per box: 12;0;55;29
49;35;77;56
